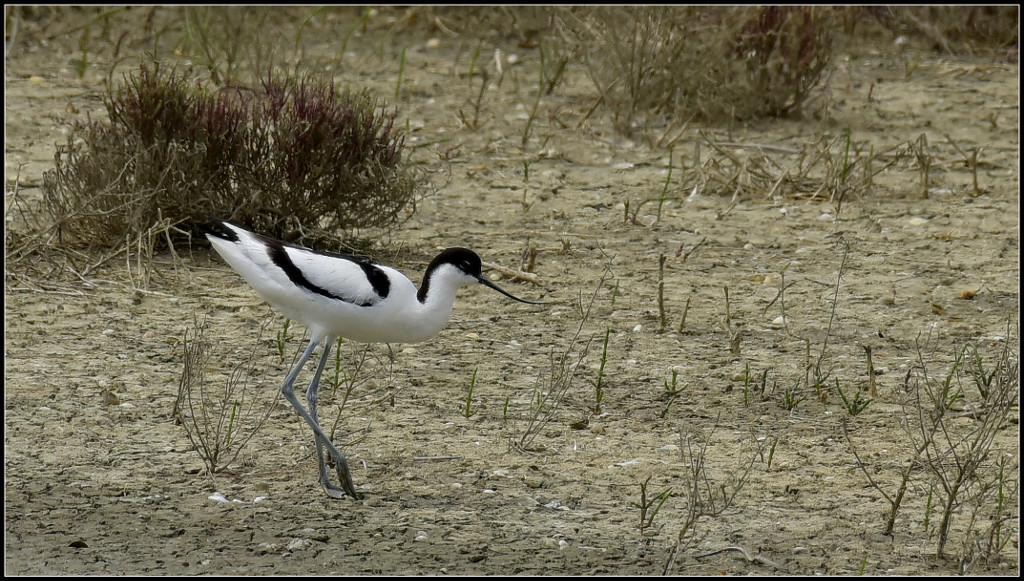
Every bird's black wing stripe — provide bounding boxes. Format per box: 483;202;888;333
205;217;240;243
264;239;385;307
357;260;391;300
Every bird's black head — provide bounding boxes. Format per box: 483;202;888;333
419;248;544;305
433;247;483;277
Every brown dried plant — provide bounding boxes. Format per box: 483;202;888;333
175;316;281;476
558;6;835;133
41;63;419;258
882;6;1018;59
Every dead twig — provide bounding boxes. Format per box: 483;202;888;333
482;261;543;285
694;545;789;572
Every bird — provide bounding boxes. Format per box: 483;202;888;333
205;218;544;499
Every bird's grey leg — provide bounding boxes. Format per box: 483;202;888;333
306;340;359;500
280;338;361;499
306;345;334;497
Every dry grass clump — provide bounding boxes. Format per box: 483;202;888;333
174;316;282;476
41;64;418;252
372;6;556;42
381;6;835;131
559;6;834;132
884;6;1019;59
847;333;1019;570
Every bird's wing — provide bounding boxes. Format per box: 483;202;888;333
277;245;391;307
207;219;391;308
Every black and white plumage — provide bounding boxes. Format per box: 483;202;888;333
205;218;543;499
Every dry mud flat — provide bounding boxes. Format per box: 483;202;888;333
5;10;1020;576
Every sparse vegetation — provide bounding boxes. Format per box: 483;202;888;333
882;6;1019;58
511;269;610;451
845;332;1019;567
462;368;479;418
275;319;293;363
324;339;398;441
457;38;490;131
662;420;772;572
588;327;611;414
180;6;274;85
559;6;835;133
835;378;873;416
175;316;280;475
779;380;807;411
911;339;1018;562
633;475;673;536
660;369;687;418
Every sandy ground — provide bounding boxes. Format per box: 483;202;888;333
5;8;1019;575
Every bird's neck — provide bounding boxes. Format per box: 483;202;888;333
404;276;461;343
417;279;460;316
